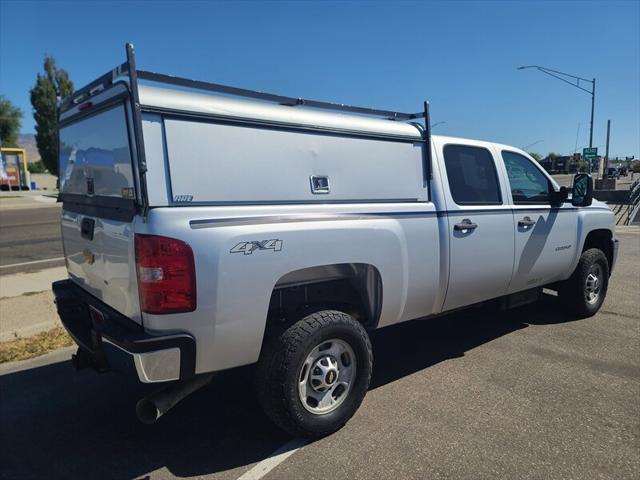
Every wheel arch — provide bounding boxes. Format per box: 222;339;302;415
581;228;614;272
266;263;384;332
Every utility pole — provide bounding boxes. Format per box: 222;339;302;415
604;120;611;178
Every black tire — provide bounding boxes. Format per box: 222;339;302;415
256;310;372;438
559;248;609;318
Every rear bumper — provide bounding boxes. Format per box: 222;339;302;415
52;279;196;383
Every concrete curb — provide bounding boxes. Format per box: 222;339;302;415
0;318;62;343
0;346;74;375
594;190;629;203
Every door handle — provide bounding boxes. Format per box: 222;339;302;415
454;219;478;231
518;216;536;228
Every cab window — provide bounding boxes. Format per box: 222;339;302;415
501;151;548;204
443;145;502;205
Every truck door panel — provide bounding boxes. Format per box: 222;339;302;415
439;143;515;311
501;151;577;292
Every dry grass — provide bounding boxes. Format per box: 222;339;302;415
0;326;73;363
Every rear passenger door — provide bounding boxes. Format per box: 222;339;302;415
500;151;578;293
440;144;515;311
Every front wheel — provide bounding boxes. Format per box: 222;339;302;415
559;248;610;317
256;310;373;438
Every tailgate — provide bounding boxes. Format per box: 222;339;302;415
59;97;142;323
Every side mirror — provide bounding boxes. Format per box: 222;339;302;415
572;173;593;207
548;182;568;207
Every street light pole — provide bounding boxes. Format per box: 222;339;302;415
517;65;596;148
589;78;596;148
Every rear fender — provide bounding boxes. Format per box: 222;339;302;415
139;212;409;373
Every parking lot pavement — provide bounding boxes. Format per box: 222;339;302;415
1;230;638;480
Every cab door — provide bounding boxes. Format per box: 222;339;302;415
440;143;515;311
499;150;578;293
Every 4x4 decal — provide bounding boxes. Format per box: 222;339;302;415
230;239;283;255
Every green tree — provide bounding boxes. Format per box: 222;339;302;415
546;152;560;160
30;55;73;176
28;161;49;173
528;152;542;161
0;96;23;147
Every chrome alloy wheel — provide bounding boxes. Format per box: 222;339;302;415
585;263;603;305
298;339;357;415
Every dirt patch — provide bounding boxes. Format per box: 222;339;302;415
0;326;73;363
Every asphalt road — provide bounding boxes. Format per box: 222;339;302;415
0;205;64;275
1;229;638;480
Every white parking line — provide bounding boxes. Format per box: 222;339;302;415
236;437;307;480
0;257;65;269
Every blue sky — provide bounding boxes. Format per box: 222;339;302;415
1;0;639;158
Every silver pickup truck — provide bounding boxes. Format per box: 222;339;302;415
53;45;618;439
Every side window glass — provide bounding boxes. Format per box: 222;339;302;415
501;151;549;204
443;145;502;205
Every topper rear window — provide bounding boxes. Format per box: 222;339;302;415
59;103;135;199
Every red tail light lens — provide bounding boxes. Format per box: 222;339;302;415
135;234;196;314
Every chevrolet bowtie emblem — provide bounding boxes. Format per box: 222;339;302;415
82;249;95;265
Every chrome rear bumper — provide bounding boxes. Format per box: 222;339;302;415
52;279;196;383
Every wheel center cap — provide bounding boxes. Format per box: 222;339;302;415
325;369;337;385
310;356;339;392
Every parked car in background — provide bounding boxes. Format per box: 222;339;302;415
618;166;628;177
607;167;620;179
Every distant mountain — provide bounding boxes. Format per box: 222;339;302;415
16;134;41;163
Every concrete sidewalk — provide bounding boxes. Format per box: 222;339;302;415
0;291;61;341
0;266;67;298
0;266;67;341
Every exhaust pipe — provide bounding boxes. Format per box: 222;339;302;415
136;372;215;424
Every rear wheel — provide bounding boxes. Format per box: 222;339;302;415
559;248;609;317
256;310;372;438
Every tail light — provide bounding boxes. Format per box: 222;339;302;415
135;234;196;314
